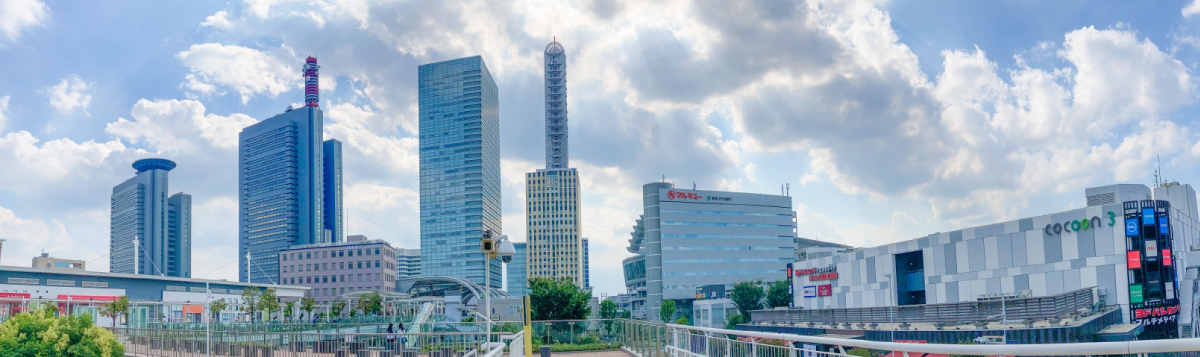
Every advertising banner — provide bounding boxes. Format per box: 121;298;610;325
802;286;817;298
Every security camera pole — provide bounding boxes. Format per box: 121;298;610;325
480;229;515;340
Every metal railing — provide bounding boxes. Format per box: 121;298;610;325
113;327;518;357
754;287;1099;325
618;319;1200;357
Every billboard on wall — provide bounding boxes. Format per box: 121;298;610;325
802;286;817;298
1124;200;1180;339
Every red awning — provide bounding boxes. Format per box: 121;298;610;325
57;295;119;301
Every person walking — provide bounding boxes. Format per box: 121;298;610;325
387;323;396;350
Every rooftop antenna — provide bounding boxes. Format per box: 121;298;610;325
693;182;696;190
1154;154;1162;187
662;175;665;183
786;183;790;196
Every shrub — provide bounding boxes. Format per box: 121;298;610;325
0;307;125;356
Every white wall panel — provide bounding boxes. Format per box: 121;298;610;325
985;236;1000;270
956;242;970;274
1029;273;1047;296
1027;231;1046;265
1062;232;1079;261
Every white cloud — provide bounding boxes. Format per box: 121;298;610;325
1185;0;1200;18
0;204;74;266
0;95;9;132
107;99;258;152
176;43;299;104
200;10;233;30
0;0;48;44
196;112;257;149
42;75;92;116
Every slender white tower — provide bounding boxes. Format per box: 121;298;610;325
544;38;568;169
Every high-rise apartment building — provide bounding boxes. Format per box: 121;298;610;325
110;158;191;277
418;56;502;289
526;39;584;286
239;56;341;283
507;242;528;296
396;248;421;280
279;235;398;304
323;139;343;243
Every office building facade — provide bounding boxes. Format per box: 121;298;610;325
111;158;191;277
418;56;502;288
784;183;1200;340
322;139;343;243
279;235;398;304
167;193;191;277
583;238;590;289
239;56;342;284
507;242;528;296
622;182;800;320
396;248;421;280
526;39;585;287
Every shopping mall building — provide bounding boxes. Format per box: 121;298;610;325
757;183;1200;342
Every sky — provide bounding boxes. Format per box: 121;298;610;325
3;0;1200;297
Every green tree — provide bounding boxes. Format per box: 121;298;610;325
659;300;676;322
528;277;592;320
358;292;383;315
674;316;690;326
724;313;747;330
284;301;295;320
301;298;316;319
0;306;124;356
331;299;347;318
259;288;280;320
241;288;262;321
209;299;228;321
99;296;130;328
730;281;765;320
767;280;791;308
599;299;618;333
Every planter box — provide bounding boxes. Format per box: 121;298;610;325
357;349;372;357
164;340;176;350
215;343;229;355
257;346;274;357
292;341;307;352
379;351;395;357
336;350;352;357
317;341;336;353
182;340;194;352
402;349;418;357
150;339;162;350
229;345;243;356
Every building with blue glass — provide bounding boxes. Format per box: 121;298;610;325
238;57;341;284
323;139;343;243
507;242;528;296
418;56;502;289
110;158;191;277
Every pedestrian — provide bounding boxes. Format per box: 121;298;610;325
387;323;396;348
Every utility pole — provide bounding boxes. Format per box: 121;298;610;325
133;236;139;275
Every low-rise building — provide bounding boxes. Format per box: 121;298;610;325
32;253;85;271
279;235;398;304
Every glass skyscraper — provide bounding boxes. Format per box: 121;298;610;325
323;139;343;243
110;158;191;277
507;242;528;296
238;57;341;284
418;56;502;289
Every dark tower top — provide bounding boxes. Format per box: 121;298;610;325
132;158;177;173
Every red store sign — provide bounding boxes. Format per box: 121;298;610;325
817;284;832;296
810;272;839;281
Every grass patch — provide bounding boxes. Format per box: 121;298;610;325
546;343;623;352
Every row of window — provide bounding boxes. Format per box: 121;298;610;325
663;258;792;263
664;269;784;277
662;221;792;228
663;246;792;251
661;209;792;218
283;259;385;273
286;272;389;285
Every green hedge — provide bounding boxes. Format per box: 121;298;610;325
547;343;622;352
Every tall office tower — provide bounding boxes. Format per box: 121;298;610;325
239;56;327;283
166;193;192;277
323;139;343;243
582;238;590;289
418;56;502;289
526;39;584;286
506;242;528;296
111;158;191;277
544;38;568;169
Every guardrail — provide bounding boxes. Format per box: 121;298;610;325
112;327;513;357
754;287;1099;325
615;319;1200;357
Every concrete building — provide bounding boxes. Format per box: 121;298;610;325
239;56;341;283
779;183;1200;341
418;56;502;289
525;39;585;287
110;158;190;277
32;253;85;271
322;139;343;243
526;169;583;284
622;182;807;321
396;248;421;280
279;235;398;304
507;242;528;296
